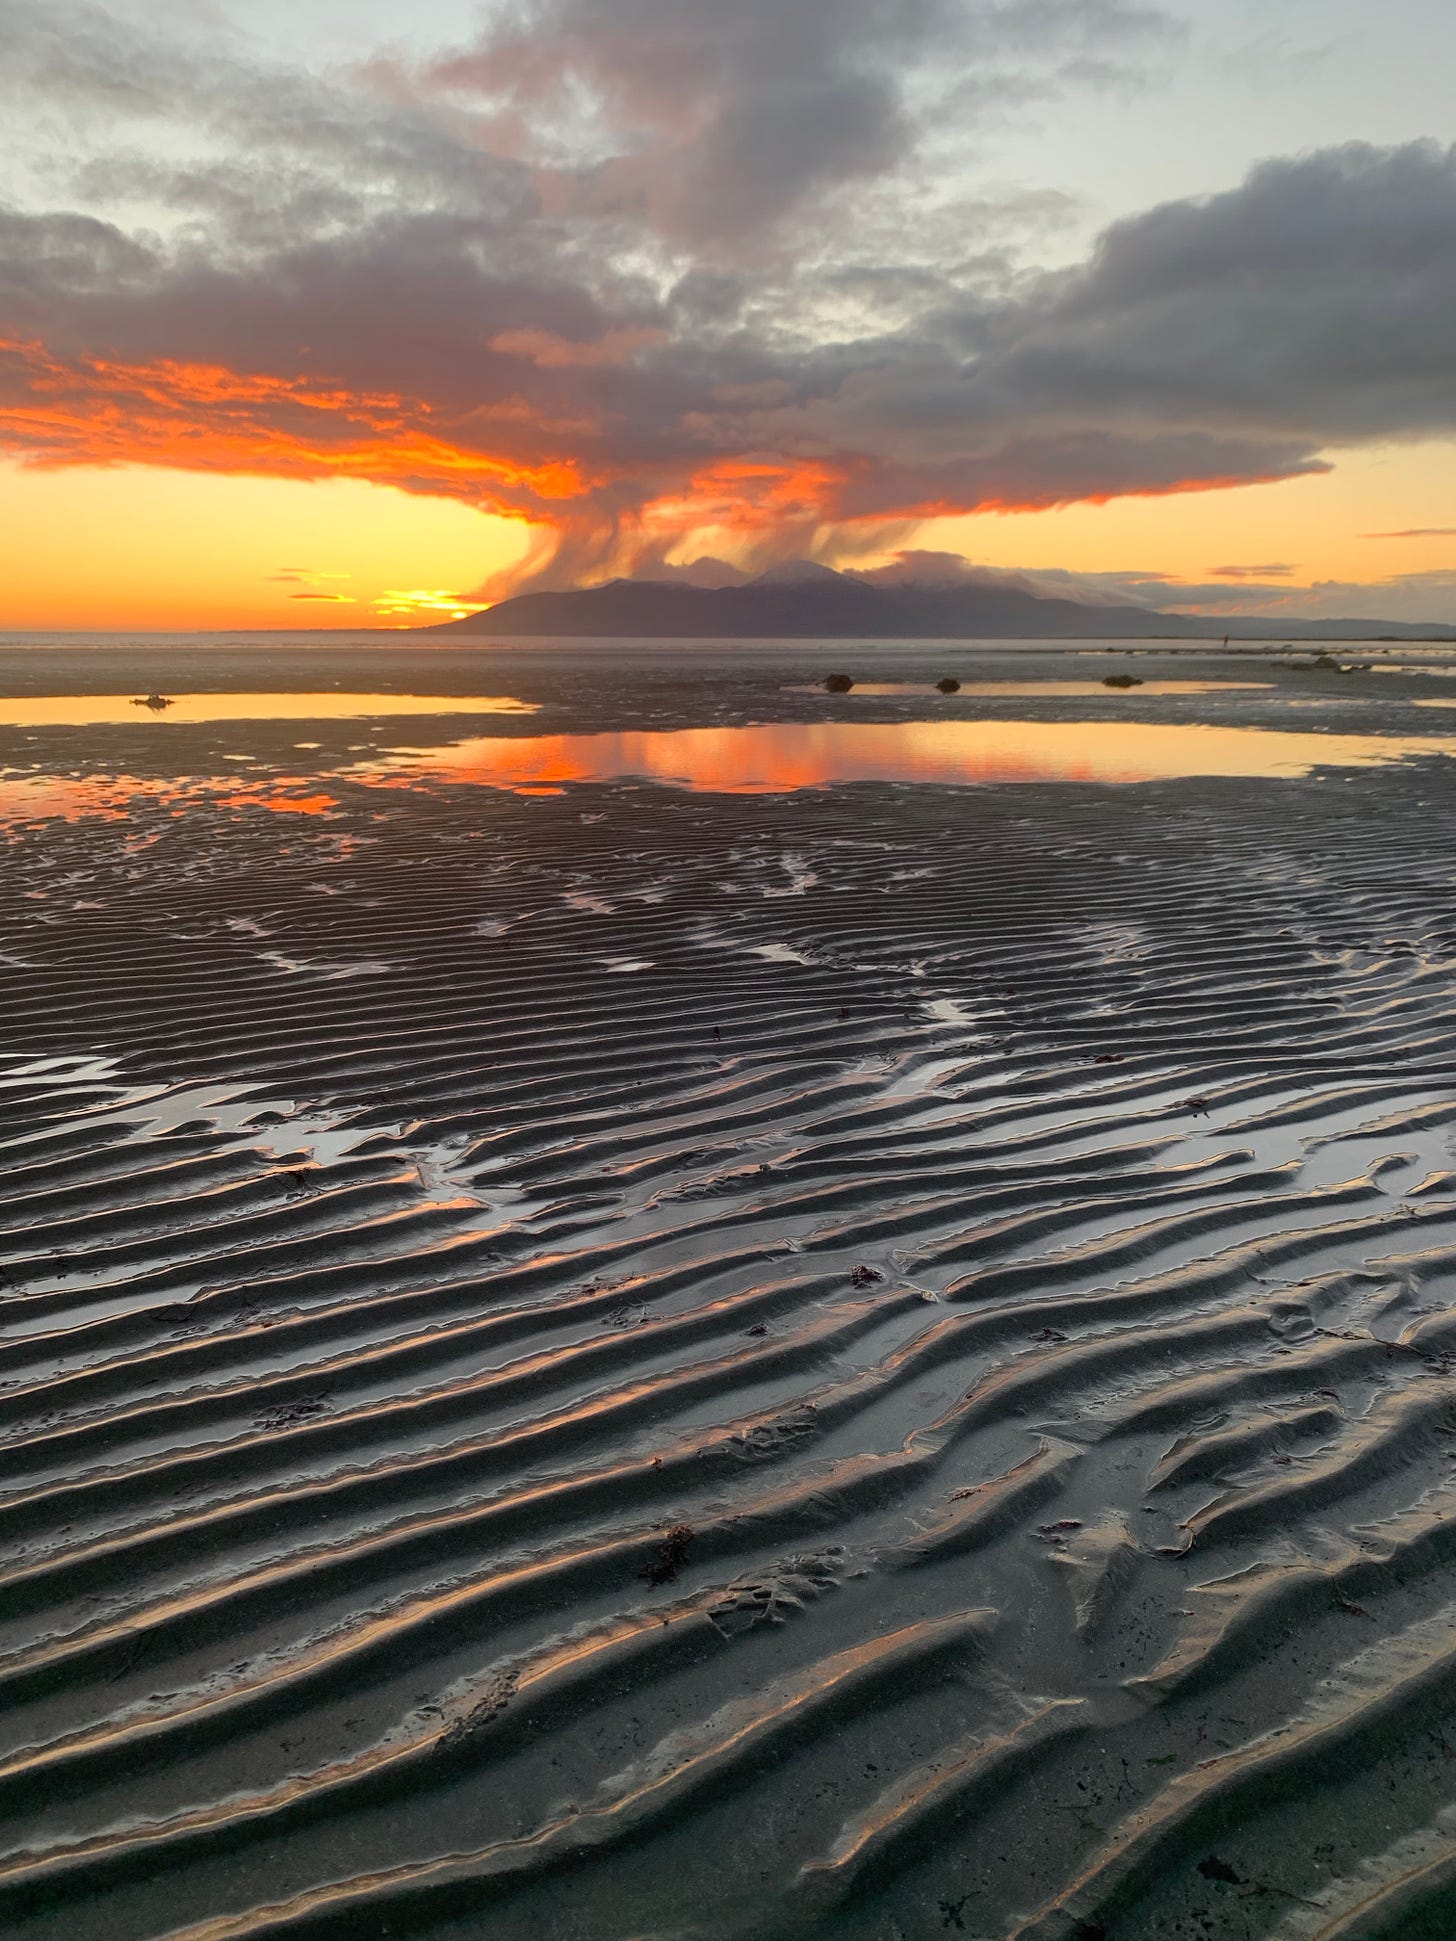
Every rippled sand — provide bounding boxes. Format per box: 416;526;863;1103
6;644;1456;1940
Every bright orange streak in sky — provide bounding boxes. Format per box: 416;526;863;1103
3;326;1455;628
1;338;592;506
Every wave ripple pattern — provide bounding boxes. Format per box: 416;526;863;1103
5;766;1456;1940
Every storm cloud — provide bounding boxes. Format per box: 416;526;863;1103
1;0;1454;592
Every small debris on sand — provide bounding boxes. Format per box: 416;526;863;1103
439;1672;518;1752
642;1524;695;1586
254;1393;331;1431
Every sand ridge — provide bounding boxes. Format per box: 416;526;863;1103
4;647;1456;1937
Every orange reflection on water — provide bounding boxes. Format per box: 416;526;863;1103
219;791;339;815
0;775;136;823
364;719;1456;792
7;719;1456;826
0;773;340;823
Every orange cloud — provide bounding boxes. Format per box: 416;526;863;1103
0;336;593;515
5;315;1336;611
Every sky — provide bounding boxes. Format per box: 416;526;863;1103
1;0;1453;630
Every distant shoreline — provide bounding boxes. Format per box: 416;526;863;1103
3;629;1456;646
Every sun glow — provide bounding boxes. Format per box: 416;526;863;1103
0;462;531;631
4;436;1455;633
918;443;1456;601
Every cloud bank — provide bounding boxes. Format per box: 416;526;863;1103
1;0;1454;596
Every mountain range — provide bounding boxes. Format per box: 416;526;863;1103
423;564;1456;642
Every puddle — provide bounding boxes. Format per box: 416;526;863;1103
922;998;979;1026
257;951;392;980
0;774;341;822
786;680;1272;698
0;692;537;728
5;718;1456;823
359;719;1456;793
749;942;817;966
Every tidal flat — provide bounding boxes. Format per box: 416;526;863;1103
5;639;1456;1939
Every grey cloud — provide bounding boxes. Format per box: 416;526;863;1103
637;555;751;587
418;0;1176;247
853;554;1456;625
740;138;1456;539
1174;570;1456;624
848;553;1198;609
0;1;1453;600
0;207;154;299
852;548;1006;587
0;0;538;243
1086;567;1456;623
422;0;941;244
965;140;1456;443
0;0;206;112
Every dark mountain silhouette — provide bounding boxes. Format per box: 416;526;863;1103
422;567;1456;641
425;574;1197;639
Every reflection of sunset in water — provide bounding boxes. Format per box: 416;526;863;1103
0;774;340;822
0;693;535;728
219;791;339;814
363;719;1456;793
6;718;1456;825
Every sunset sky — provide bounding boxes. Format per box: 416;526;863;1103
2;0;1454;631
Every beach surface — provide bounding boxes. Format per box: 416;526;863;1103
5;639;1456;1939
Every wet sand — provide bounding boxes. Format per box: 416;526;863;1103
6;643;1456;1939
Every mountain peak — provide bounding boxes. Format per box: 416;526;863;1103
423;572;1456;642
748;559;847;587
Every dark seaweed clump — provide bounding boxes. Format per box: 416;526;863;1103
824;673;855;693
1102;674;1143;689
936;677;961;694
642;1524;696;1586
